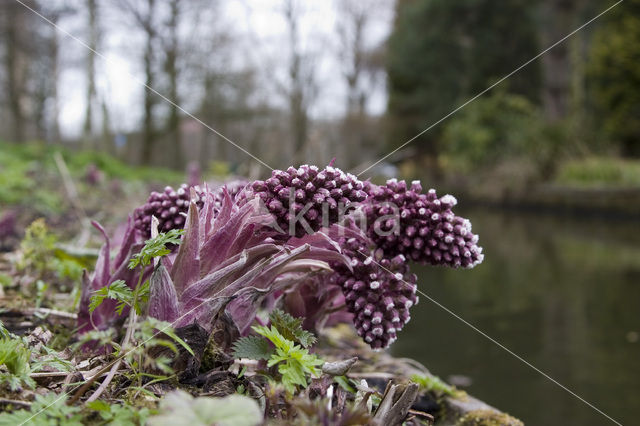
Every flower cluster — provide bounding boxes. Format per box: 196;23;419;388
328;224;418;349
83;163;485;352
210;179;248;215
363;179;483;268
133;184;205;238
243;165;368;237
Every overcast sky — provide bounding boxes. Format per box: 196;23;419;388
54;0;394;138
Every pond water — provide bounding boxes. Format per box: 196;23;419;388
392;208;640;426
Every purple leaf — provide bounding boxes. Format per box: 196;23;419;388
149;264;179;323
199;199;261;274
90;221;111;291
171;200;200;296
113;216;137;267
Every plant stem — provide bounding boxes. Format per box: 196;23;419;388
84;268;144;403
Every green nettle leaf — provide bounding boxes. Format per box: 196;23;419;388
0;393;83;426
0;337;35;391
135;280;151;313
148;390;262;426
268;309;316;348
252;323;323;394
129;229;184;269
89;280;133;315
71;329;115;352
32;346;74;373
232;336;274;360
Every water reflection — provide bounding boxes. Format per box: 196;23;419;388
392;209;640;425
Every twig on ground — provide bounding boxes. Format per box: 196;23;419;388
52;152;91;246
0;398;32;409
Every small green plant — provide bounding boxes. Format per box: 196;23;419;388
411;373;464;398
15;219;85;305
18;219;57;277
32;344;74;374
123;317;194;374
86;400;152;425
85;230;192;395
89;229;183;320
128;229;184;269
0;322;73;391
90;280;150;316
0;393;83;426
268;309;316;348
0;336;35;391
71;329;117;353
233;310;323;394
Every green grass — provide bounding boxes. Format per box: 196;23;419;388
0;141;185;214
0;140;184;183
555;157;640;188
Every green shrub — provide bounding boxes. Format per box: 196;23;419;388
587;0;640;157
555;157;640;187
441;90;561;174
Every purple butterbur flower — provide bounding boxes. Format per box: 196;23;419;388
147;187;351;335
239;164;367;238
363;179;483;268
326;222;418;350
133;184;205;238
210;179;249;216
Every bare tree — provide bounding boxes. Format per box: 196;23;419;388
140;0;157;164
337;0;370;119
0;0;66;143
82;0;99;147
162;0;182;168
335;0;379;167
540;0;578;121
282;0;317;164
1;1;31;142
334;0;392;169
48;14;61;143
117;0;160;164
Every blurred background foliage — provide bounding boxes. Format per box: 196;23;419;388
386;0;640;192
0;0;637;193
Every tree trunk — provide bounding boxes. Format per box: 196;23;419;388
285;0;309;164
50;23;61;143
140;0;156;165
540;0;576;121
4;4;26;142
83;0;98;147
165;0;183;169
